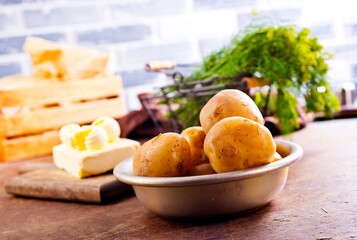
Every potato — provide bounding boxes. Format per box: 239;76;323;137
186;163;216;176
204;117;276;173
181;126;209;168
200;89;265;134
133;133;191;177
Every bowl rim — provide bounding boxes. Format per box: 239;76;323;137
113;139;303;187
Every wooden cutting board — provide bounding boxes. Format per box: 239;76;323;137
4;162;132;203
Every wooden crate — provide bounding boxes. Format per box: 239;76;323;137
0;75;126;162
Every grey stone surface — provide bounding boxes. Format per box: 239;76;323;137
0;12;21;30
0;33;66;54
347;23;357;36
199;37;230;55
309;24;333;39
0;62;21;77
118;42;192;65
24;6;105;28
77;25;151;44
352;64;357;77
0;0;23;4
120;65;193;87
238;8;302;27
113;0;186;17
330;44;357;57
120;69;160;87
194;0;255;10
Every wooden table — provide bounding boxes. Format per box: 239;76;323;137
1;119;356;239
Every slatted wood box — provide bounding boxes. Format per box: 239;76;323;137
0;75;126;162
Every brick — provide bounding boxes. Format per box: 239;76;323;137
194;0;256;10
309;24;333;39
77;25;151;44
346;24;357;36
24;6;105;28
238;8;302;27
112;0;186;18
0;12;21;30
352;65;357;78
0;33;66;55
120;69;160;87
0;0;23;4
199;37;230;55
0;36;25;55
0;62;21;78
118;42;192;65
168;65;193;77
329;44;357;57
122;85;148;111
159;11;237;39
120;65;193;88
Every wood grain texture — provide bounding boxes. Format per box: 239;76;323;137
0;119;356;239
1;97;125;137
0;97;126;161
0;75;125;162
1;130;60;162
4;163;131;203
0;75;122;108
18;162;57;174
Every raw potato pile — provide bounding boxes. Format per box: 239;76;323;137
133;89;280;177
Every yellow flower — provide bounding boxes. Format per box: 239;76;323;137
252;9;259;16
267;28;274;39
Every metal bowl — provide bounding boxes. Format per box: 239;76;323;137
114;140;303;219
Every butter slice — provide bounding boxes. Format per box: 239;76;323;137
53;138;140;178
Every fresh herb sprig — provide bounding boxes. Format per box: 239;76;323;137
168;24;340;134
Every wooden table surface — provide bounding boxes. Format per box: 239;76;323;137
1;118;357;240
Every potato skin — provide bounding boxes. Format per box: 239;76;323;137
186;163;216;176
133;133;191;177
204;117;276;173
200;89;265;134
181;126;209;168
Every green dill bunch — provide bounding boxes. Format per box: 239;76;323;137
171;24;340;134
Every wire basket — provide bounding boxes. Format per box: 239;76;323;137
139;60;253;133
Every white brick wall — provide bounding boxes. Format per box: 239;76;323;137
1;0;357;111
